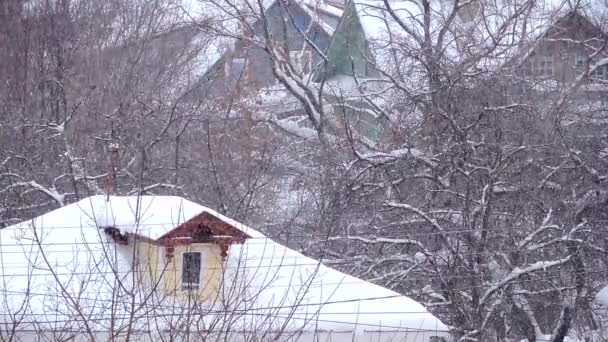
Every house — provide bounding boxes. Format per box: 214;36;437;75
0;195;449;341
195;0;344;96
505;4;608;139
316;0;575;82
307;0;608;141
306;0;513;141
515;9;608;84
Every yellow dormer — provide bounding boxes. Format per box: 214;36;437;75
104;212;249;301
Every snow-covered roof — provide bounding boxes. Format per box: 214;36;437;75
307;0;343;18
299;0;344;35
0;195;448;338
352;0;426;42
184;0;342;77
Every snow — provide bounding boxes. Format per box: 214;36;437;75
306;0;343;18
91;196;264;240
343;0;571;79
182;0;343;78
518;335;580;342
413;252;426;264
322;75;389;105
300;0;344;35
596;286;608;306
0;195;449;337
192;36;234;77
353;0;423;42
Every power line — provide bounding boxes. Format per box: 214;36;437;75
1;268;605;295
0;310;449;334
1;221;603;238
3;285;605;317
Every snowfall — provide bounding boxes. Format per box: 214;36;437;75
0;195;448;341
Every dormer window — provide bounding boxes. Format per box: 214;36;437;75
182;252;201;290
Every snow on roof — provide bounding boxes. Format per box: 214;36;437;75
0;195;448;336
306;0;343;18
183;0;343;77
90;195;264;240
352;0;424;42
191;36;234;78
299;0;343;36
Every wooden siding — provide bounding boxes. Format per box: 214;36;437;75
519;12;608;84
163;243;223;300
128;239;223;301
319;0;369;80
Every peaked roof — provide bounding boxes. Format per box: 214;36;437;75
0;195;448;337
188;0;343;76
318;0;576;83
350;0;573;43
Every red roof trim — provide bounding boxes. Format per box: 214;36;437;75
156;211;249;244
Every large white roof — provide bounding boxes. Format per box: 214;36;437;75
0;195;448;338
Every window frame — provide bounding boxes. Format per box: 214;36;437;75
538;55;554;77
575;52;587;68
591;64;608;80
293;13;307;30
182;252;202;290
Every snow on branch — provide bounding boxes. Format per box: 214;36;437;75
480;257;572;306
356;148;438;168
385;201;448;235
516;209;560;250
9;181;65;207
128;183;181;195
328;235;431;255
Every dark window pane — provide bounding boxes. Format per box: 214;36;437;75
592;65;608;80
182;252;201;289
294;13;307;29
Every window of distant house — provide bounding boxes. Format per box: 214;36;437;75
312;29;319;42
289;50;312;74
591;64;608;80
601;96;608;109
231;57;247;78
348;108;381;141
575;52;587;68
182;252;201;290
538;55;554;77
293;13;307;30
523;58;534;77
